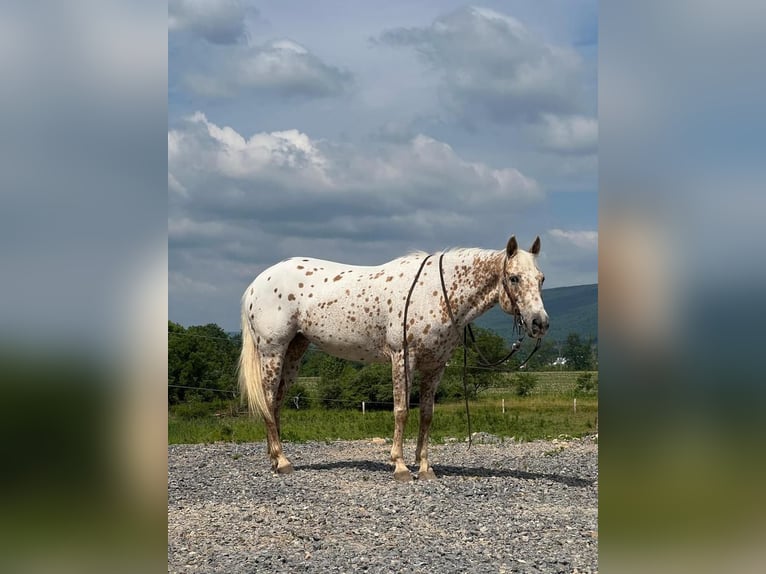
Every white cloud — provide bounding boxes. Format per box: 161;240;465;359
533;114;598;154
168;113;544;251
539;229;598;287
182;38;353;99
548;229;598;250
175;111;331;185
168;0;248;45
170;112;541;202
378;6;585;122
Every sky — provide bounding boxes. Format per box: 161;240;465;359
168;0;598;331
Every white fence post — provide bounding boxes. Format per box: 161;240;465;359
574;398;577;413
362;401;365;415
502;398;505;414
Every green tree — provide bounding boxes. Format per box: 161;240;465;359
503;337;559;371
442;327;508;399
168;321;239;405
575;372;598;394
316;354;358;409
562;333;594;370
299;346;324;376
284;381;313;409
512;372;539;396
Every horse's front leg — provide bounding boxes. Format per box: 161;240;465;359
390;352;412;482
415;366;444;480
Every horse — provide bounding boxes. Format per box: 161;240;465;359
238;235;549;481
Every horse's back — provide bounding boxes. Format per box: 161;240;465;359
243;256;402;359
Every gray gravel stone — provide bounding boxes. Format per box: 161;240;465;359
169;436;598;573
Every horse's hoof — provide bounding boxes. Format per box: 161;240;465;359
393;469;413;482
276;462;294;474
418;468;437;481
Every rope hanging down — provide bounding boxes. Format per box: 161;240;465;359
436;252;542;448
402;251;544;450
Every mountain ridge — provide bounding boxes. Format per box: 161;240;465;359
474;283;597;345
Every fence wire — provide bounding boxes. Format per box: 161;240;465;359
169;329;588;413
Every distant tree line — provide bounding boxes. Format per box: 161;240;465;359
168;321;597;408
168;322;240;404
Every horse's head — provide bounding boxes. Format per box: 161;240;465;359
498;235;549;338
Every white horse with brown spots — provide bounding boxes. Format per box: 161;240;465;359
239;235;549;481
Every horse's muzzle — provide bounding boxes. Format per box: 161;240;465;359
531;313;549;337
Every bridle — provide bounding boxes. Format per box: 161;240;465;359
438;252;542;369
401;250;544;448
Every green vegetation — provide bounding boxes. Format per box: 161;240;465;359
168;319;598;445
168;321;239;404
169;370;597;444
169;393;597;445
511;372;538;396
575;371;598;394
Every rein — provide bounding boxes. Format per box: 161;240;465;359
437;252;540;367
437;252;542;447
401;251;543;450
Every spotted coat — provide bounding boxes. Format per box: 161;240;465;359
239;236;549;481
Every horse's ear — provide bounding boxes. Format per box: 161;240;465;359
529;236;541;255
506;235;518;258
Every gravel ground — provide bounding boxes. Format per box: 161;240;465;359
168;436;598;573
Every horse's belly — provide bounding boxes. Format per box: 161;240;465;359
304;331;388;364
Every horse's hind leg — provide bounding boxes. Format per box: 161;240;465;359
262;335;310;475
258;348;293;474
273;334;310;440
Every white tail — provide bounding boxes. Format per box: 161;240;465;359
238;312;273;424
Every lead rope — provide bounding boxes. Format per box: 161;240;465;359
437;252;542;448
462;326;473;448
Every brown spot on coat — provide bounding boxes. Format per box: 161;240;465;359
288;294;296;301
333;275;343;282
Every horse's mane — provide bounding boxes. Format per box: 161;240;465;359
393;247;501;264
441;246;503;258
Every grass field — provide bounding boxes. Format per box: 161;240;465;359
169;371;598;445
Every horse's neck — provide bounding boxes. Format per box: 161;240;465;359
442;249;503;327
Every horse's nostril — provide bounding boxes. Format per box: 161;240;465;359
532;316;549;332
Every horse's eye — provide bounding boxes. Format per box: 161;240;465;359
510;275;519;285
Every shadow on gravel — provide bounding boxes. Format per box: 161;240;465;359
297;461;594;487
297;460;391;473
435;465;594;487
